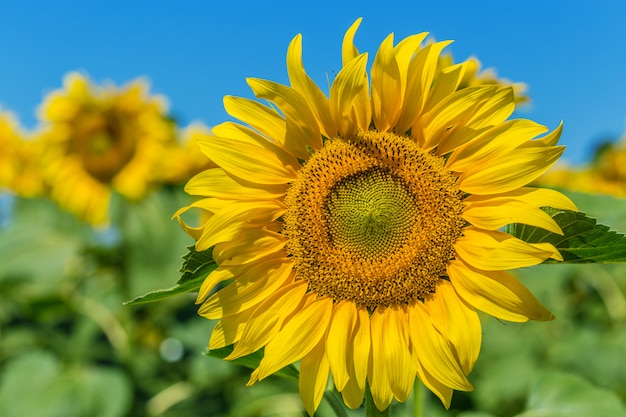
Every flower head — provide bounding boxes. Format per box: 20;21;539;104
39;73;175;226
177;19;576;414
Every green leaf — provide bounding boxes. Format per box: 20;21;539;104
509;210;626;263
178;245;216;284
124;245;216;305
207;345;300;381
515;371;626;417
123;274;206;305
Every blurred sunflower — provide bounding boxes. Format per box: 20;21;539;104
39;73;175;226
538;133;626;197
0;109;45;197
176;19;575;415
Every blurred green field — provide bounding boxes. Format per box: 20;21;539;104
1;188;626;417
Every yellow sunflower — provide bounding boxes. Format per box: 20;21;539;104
0;109;45;198
176;19;576;414
39;72;175;226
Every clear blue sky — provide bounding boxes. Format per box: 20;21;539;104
1;0;624;164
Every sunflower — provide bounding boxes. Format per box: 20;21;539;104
176;19;576;415
0;109;45;198
39;73;175;226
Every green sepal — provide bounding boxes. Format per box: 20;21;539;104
508;210;626;263
124;245;216;305
206;345;300;381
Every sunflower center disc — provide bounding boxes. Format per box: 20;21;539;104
73;112;138;182
284;130;465;309
325;168;417;258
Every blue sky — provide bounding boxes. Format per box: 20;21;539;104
1;0;624;164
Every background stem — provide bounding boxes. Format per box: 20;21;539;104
365;384;391;417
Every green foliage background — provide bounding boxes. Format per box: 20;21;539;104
1;188;626;417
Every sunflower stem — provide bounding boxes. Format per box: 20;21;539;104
365;383;391;417
412;380;424;417
324;389;350;417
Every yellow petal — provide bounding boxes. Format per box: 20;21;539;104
208;308;253;349
198;259;293;319
342;18;362;66
197;134;298;185
330;53;370;138
299;337;330;417
185;168;287;200
393;32;429;98
287;34;337;139
223;95;286;143
464;86;515;129
457;146;564;194
533;121;563;146
212;228;287;266
425;280;481;374
255;295;333;380
371;33;402;132
521;122;563;148
463;201;564;235
448;259;554;322
464;187;577;212
352;306;371;390
395;40;452;133
454;227;563;271
422;62;466;118
339;365;365;409
195;200;285;251
325;301;357;391
247;78;322;159
184;196;232;214
381;305;416;402
368;306;393;411
196;266;234;304
174;208;205;242
419;86;497;151
186;167;288;201
226;280;308;359
407;302;472;391
414;357;453;409
447;119;548;172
